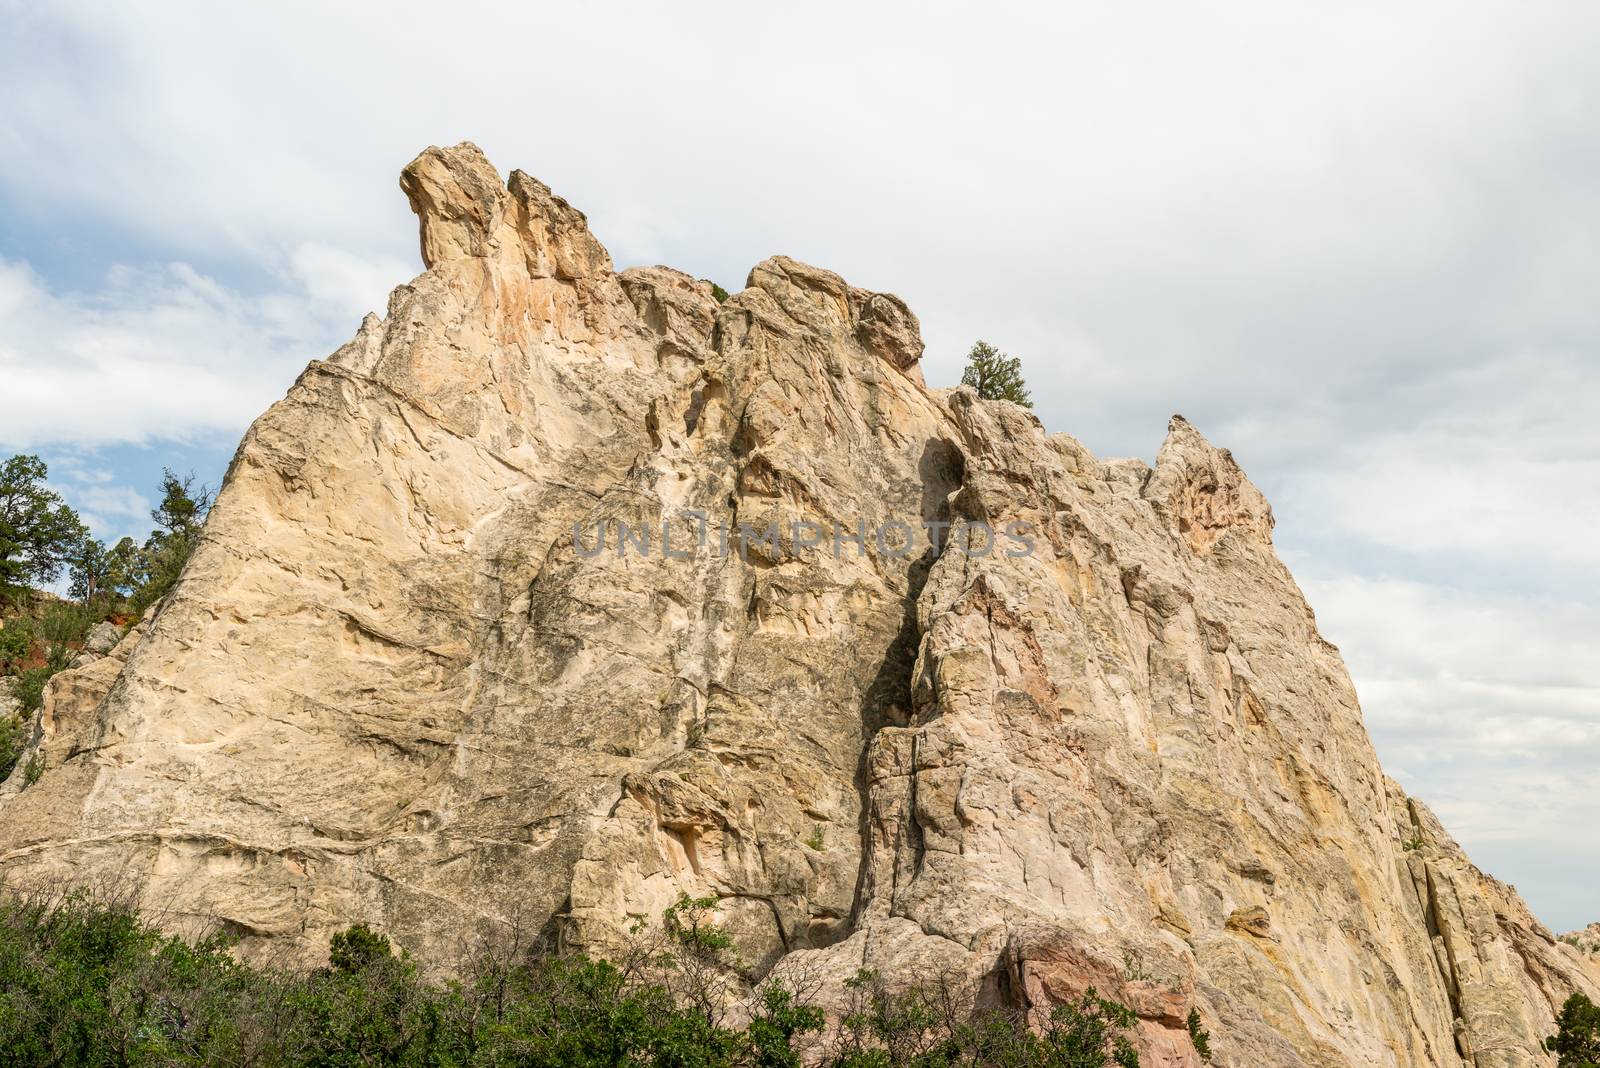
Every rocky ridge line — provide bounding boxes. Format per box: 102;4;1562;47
2;143;1596;1068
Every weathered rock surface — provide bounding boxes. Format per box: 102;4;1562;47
82;621;123;657
1;143;1595;1066
1561;925;1600;956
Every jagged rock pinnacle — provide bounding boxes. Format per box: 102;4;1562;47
3;146;1594;1067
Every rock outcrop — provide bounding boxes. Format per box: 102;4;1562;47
1;143;1595;1067
1561;925;1600;956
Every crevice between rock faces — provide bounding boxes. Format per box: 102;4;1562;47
842;436;967;931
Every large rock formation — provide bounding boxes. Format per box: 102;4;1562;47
1;143;1595;1066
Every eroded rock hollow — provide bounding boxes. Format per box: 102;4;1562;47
2;144;1595;1067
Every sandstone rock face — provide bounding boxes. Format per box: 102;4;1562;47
1562;925;1600;956
1;143;1595;1066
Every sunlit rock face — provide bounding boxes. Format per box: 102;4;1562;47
3;143;1595;1067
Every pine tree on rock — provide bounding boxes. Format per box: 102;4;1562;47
1547;993;1600;1068
960;340;1033;408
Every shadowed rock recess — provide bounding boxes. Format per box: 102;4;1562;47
2;143;1596;1067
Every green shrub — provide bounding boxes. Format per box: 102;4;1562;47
1187;1008;1213;1062
37;601;91;647
329;922;393;973
22;750;44;787
1548;992;1600;1067
13;665;54;714
960;340;1032;408
0;618;32;672
0;713;22;781
0;888;1161;1066
664;892;734;955
830;966;1143;1068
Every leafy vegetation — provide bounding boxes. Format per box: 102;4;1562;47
0;454;213;786
11;665;56;715
960;341;1032;408
0;612;33;672
1557;935;1598;955
68;534;140;609
1186;1008;1212;1063
1547;992;1600;1068
0;888;1196;1067
0;711;23;782
830;966;1145;1068
125;470;214;619
0;454;86;591
0;457;212;620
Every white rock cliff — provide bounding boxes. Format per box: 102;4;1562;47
1;144;1594;1067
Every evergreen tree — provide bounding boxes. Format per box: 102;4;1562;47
960;340;1033;408
67;535;139;609
0;455;86;594
1548;992;1600;1068
151;469;213;543
127;470;213;617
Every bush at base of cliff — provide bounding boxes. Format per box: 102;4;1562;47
0;888;1160;1066
0;711;22;781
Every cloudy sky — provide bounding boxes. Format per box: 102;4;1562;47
3;2;1596;929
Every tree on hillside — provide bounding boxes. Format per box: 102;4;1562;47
960;340;1033;408
0;455;86;594
69;535;139;607
152;469;213;544
126;470;213;616
1547;993;1600;1068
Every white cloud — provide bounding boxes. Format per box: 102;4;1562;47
65;484;153;545
41;456;115;485
0;247;407;450
2;0;1597;928
1265;349;1600;593
285;243;413;325
1301;570;1600;925
71;484;149;523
